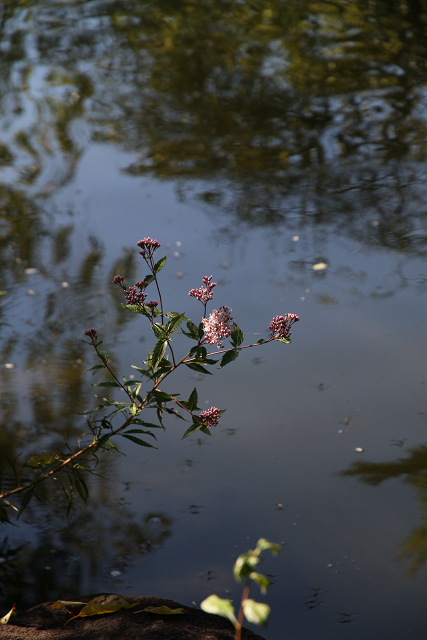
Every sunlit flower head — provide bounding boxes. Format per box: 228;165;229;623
202;305;233;347
269;314;300;340
189;275;217;305
199;406;221;428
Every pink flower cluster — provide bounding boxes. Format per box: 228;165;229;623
137;237;161;258
112;275;150;306
269;313;300;339
199;406;221;428
189;275;217;305
202;305;233;347
84;327;98;343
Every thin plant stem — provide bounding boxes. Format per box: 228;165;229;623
235;580;251;640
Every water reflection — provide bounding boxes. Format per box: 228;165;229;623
0;0;425;262
340;444;427;575
0;460;173;608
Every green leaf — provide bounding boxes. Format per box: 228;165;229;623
124;304;146;314
152;322;167;340
200;595;236;625
185;362;212;375
151;339;167;372
165;313;186;334
248;572;271;595
17;486;35;519
255;538;281;555
242;600;270;627
128;418;163;429
149;389;173;402
74;477;88;503
93;381;121;388
181;422;204;440
72;467;89;499
200;425;212;436
188;387;198;411
88;364;104;375
153;255;167;274
99;350;109;363
230;324;244;348
233;551;260;583
131;365;151;377
144;274;156;284
275;337;291;344
123;428;156;440
120;434;157;448
0;506;13;525
166;311;189;320
26;452;60;468
257;338;266;344
219;350;239;368
183;321;199;340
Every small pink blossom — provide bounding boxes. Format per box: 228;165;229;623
202;305;233;347
199;406;221;428
269;314;300;340
189;275;217;305
136;237;161;257
112;275;125;286
84;327;98;342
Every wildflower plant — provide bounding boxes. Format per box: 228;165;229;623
201;538;281;640
0;237;299;522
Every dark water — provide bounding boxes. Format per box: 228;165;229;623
0;2;426;638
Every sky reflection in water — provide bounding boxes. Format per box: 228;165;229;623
0;2;426;639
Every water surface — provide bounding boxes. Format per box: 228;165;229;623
0;2;426;639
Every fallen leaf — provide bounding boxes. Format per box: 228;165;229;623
1;604;16;624
65;595;137;624
46;601;85;615
136;606;186;615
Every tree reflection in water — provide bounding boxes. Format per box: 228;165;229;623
0;461;173;609
0;0;426;264
340;443;427;575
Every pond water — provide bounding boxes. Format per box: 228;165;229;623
0;2;426;638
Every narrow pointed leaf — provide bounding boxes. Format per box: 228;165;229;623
153;255;167;274
181;422;204;440
151;339;167;372
88;365;104;375
166;313;186;334
219;350;239;368
93;381;121;388
185;362;212;375
123;429;156;439
120;434;157;448
188;387;198;411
